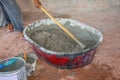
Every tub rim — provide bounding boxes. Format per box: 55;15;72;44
23;18;103;55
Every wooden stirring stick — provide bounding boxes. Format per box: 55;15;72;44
23;52;27;61
34;0;86;49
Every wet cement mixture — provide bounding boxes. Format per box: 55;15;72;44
26;57;35;64
31;29;81;52
0;59;24;72
30;23;97;52
16;53;35;64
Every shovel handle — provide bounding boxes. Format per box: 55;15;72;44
34;0;86;49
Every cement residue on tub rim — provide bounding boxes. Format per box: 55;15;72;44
23;18;103;54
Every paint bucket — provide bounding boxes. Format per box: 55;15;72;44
16;53;38;76
24;18;103;69
0;57;27;80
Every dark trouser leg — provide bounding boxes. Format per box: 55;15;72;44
0;2;9;27
0;0;24;32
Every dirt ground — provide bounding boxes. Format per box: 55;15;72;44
0;5;120;80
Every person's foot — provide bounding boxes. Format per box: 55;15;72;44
16;32;24;39
7;24;14;32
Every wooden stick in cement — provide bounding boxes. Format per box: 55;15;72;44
23;52;27;61
35;2;86;49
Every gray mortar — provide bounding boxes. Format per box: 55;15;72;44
0;58;24;72
28;21;98;52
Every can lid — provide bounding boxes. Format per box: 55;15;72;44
0;57;26;75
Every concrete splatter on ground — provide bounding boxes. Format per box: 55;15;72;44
0;5;120;80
